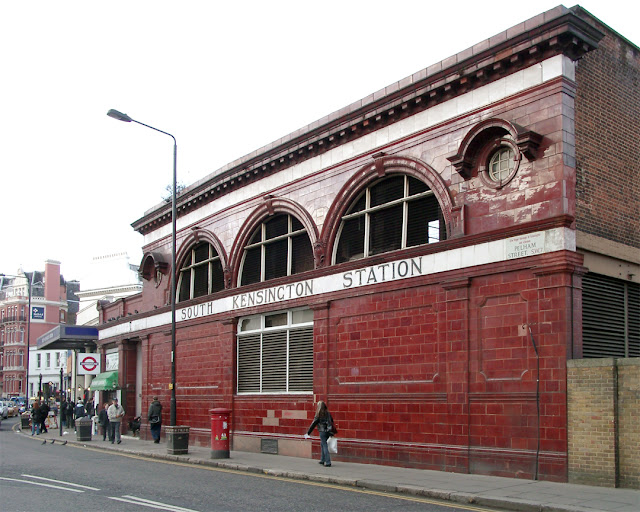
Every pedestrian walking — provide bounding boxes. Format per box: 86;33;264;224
107;398;125;444
66;400;75;429
85;399;95;417
30;401;42;435
98;402;110;441
60;399;67;427
147;396;162;443
305;401;335;467
39;400;50;433
75;399;86;420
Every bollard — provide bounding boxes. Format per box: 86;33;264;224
210;408;231;458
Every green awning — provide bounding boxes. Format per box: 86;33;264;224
90;371;119;390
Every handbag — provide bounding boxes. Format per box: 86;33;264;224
327;435;338;454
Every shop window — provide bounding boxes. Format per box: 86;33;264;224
239;214;314;286
237;308;313;394
334;175;445;264
178;242;224;302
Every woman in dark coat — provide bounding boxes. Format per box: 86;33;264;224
147;397;162;443
30;401;42;435
305;401;334;467
98;402;110;441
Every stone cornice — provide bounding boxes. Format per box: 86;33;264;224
75;285;142;299
132;7;604;236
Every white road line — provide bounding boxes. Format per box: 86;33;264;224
22;474;100;490
109;495;200;512
0;477;84;493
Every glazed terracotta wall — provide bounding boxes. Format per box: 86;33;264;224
125;249;581;482
100;59;581;482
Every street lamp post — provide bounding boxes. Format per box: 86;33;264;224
107;109;178;427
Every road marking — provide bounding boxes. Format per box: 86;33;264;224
22;474;100;490
74;446;494;512
0;477;84;493
109;495;199;511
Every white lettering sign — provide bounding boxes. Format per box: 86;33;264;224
100;228;569;341
342;257;423;289
505;232;546;260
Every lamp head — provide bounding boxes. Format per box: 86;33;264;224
107;109;133;122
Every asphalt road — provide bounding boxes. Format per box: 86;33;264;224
1;417;497;512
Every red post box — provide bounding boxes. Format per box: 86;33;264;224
210;408;231;459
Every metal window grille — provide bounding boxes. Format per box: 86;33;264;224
237;310;313;394
582;273;639;358
177;242;224;302
240;214;313;286
335;174;445;264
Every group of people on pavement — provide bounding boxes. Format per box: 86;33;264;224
29;400;50;435
95;396;162;444
97;398;126;443
31;394;335;468
58;398;95;429
29;394;164;445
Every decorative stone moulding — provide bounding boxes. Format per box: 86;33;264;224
140;252;170;287
447;118;543;183
132;10;601;236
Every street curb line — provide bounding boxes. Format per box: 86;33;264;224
12;426;593;512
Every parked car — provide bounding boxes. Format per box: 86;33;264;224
0;401;9;419
7;402;19;417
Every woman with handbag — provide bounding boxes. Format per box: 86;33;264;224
147;396;162;443
305;401;335;467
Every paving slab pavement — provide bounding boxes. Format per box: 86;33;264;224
15;424;639;512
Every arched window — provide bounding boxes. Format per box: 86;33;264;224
334;174;446;264
177;242;225;302
239;214;314;286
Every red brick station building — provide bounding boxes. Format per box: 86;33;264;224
98;6;638;482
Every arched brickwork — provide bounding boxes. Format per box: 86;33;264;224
228;196;320;286
448;118;542;180
175;229;230;288
320;155;455;266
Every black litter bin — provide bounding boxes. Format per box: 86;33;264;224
76;416;92;441
166;426;190;455
21;413;31;430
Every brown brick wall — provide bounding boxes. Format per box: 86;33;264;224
618;359;640;488
573;11;640;249
567;358;639;488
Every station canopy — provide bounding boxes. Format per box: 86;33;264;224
36;325;98;351
90;371;119;390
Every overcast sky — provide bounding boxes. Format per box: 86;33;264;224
2;0;638;283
